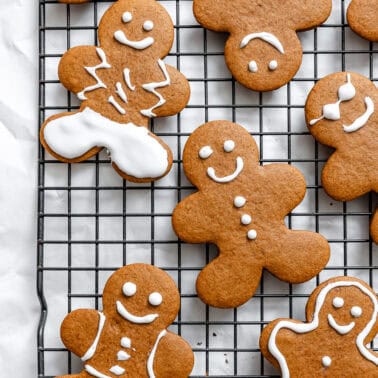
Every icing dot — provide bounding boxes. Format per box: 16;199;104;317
269;60;278;71
122;282;137;297
117;350;131;361
248;60;258;73
149;292;163;306
332;297;344;308
120;337;131;348
122;12;133;23
247;229;257;240
110;365;125;375
322;356;332;368
143;20;154;31
234;196;246;208
199;146;213;159
241;214;252;225
351;306;362;318
223;140;235;152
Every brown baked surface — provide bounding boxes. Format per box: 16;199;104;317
347;0;378;42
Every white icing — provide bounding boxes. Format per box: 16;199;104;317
117;350;131;361
77;48;111;100
248;60;258;73
234;196;246;208
328;314;355;334
223;140;235;152
120;337;131;349
269;60;278;71
241;214;252;225
143;20;154;31
43;107;169;179
322;356;332;368
81;312;106;362
247;229;257;240
116;300;159;324
85;365;111;378
310;73;356;126
123;68;136;91
115;82;128;103
240;32;285;54
141;59;171;118
268;280;378;378
122;12;132;23
343;96;374;133
147;330;167;378
207;157;244;183
114;30;154;50
109;365;125;376
351;306;363;318
123;282;137;297
108;95;126;115
332;297;344;308
199;146;213;159
149;292;163;306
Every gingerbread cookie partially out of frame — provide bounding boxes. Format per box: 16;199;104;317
172;121;330;308
305;72;378;243
260;276;378;377
58;264;194;378
193;0;332;91
41;0;190;183
347;0;378;42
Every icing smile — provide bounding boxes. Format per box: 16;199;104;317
116;300;159;324
114;30;154;50
327;314;355;335
207;157;244;183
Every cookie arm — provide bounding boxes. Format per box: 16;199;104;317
60;309;103;360
153;331;194;378
153;65;191;118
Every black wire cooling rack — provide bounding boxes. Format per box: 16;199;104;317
38;0;378;377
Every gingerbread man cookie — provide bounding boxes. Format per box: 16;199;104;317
41;0;190;183
172;121;330;308
260;276;378;377
193;0;332;91
347;0;378;42
305;72;378;243
58;264;194;378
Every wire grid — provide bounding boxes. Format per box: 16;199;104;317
38;0;378;377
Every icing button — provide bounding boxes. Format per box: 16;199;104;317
247;229;257;240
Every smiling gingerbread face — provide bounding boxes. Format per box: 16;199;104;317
102;264;180;329
99;0;174;59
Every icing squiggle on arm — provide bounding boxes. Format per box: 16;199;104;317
343;97;374;133
124;68;136;91
77;48;111;100
141;60;171;118
147;330;167;378
81;312;106;361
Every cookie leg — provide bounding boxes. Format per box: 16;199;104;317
196;253;263;308
264;229;330;284
371;208;378;244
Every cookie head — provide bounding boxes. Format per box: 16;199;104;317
102;264;180;329
183;121;259;188
99;0;174;58
225;29;302;92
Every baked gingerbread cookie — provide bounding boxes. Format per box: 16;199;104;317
41;0;190;183
172;121;330;308
58;264;194;378
260;276;378;377
193;0;332;91
347;0;378;42
305;72;378;244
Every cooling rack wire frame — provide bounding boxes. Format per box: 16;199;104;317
38;0;377;377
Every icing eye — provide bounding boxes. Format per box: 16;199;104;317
248;60;258;73
351;306;362;318
269;60;278;71
123;282;137;297
122;12;133;23
332;297;344;308
223;140;235;153
149;292;163;306
199;146;213;159
143;20;154;31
